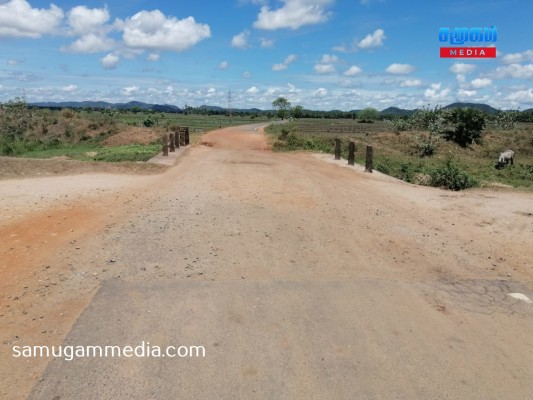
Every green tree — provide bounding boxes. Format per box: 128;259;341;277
272;97;291;120
442;108;486;146
292;105;303;119
496;109;519;130
0;97;34;139
357;107;380;121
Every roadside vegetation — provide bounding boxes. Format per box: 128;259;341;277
1;97;532;190
0;98;268;162
267;105;533;191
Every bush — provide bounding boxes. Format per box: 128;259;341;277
375;158;392;175
429;159;477;190
399;162;416;183
412;132;440;157
143;116;156;127
61;109;76;119
386;118;410;133
0;98;34;139
496;110;520;130
442;108;486;146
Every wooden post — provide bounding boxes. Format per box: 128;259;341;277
184;127;190;146
348;141;355;166
169;133;175;152
162;133;168;156
334;138;341;160
365;145;373;173
174;131;180;149
179;127;186;146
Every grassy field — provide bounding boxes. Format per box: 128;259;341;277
266;119;533;190
1;109;268;162
79;110;270;133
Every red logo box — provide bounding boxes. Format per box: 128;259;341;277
440;47;496;58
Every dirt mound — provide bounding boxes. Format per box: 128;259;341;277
103;127;160;146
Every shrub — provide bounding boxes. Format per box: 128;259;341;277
278;128;290;140
429;159;477;190
412;132;440;157
0;98;34;139
442;108;486;146
143;116;156;127
496;110;520;130
399;162;416;183
62;109;76;119
386;118;410;133
375;158;391;175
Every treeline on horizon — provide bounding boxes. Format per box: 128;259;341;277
25;104;533;123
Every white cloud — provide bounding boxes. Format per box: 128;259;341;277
231;30;249;49
385;63;414;74
320;54;339;63
489;64;533;80
470;78;492;89
287;83;300;93
501;50;533;64
260;38;274;48
272;63;287;71
148;53;160;61
247;86;259;94
458;89;477;97
400;79;422;87
314;63;336;74
357;29;386;49
100;53;120;69
424;83;451;102
449;63;476;74
332;44;350;53
67;5;109;35
254;0;334;30
506;88;533;103
61;33;115;53
122;10;211;52
121;86;139;96
242;71;252;78
285;54;297;64
61;6;116;54
272;54;297;71
218;61;229;69
344;66;363;76
0;0;64;38
6;59;24;66
313;87;328;97
61;84;77;92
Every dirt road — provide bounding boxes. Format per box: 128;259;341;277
1;124;532;399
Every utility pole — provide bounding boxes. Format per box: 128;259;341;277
227;90;232;124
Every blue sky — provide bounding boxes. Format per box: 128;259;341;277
0;0;532;110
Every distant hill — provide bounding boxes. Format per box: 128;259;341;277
380;107;416;116
442;102;498;114
31;101;182;113
29;100;517;116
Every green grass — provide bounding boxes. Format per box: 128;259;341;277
266;119;533;190
80;112;271;133
14;143;161;162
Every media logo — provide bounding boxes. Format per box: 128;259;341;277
439;26;497;58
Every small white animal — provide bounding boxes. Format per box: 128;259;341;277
496;150;514;169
